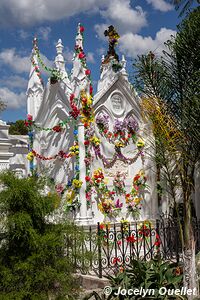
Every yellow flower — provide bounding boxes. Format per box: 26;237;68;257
87;97;93;106
139;169;145;176
69;144;79;156
27;151;34;161
90;136;100;146
133;197;142;205
72;179;83;189
137;139;145;148
115;140;125;148
66;189;75;203
98;203;103;212
142;220;153;228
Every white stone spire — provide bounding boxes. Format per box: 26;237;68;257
27;37;44;120
75;23;83;49
121;55;128;79
55;39;65;72
71;23;90;98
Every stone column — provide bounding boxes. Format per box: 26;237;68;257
76;122;92;224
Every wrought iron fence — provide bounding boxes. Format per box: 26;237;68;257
70;218;200;278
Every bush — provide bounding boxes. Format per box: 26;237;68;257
0;172;81;300
84;259;184;300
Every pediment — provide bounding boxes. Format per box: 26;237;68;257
35;82;71;127
93;75;141;122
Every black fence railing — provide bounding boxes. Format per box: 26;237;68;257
71;218;200;278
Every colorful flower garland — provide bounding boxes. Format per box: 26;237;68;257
33;40;64;83
96;114;139;147
26;114;35;173
126;170;148;219
92;141;144;168
31;54;43;85
24;116;71;132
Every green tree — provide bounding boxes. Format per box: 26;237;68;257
0;172;81;300
9;119;28;135
170;0;200;15
133;6;200;297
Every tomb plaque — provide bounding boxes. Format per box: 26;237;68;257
111;93;124;116
105;159;129;177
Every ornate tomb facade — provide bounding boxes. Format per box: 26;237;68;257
25;24;158;225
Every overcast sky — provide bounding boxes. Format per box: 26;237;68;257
0;0;179;122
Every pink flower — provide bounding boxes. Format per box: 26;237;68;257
27;114;33;121
55;184;64;194
115;199;123;209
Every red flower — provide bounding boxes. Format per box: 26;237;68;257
85;176;91;181
79;52;85;59
155;240;161;247
24;120;29;127
89;85;93;95
80;26;84;33
99;224;104;230
53;125;62;132
134;175;140;182
84;140;90;146
155;233;161;247
85;69;91;75
109;191;115;195
126;235;136;243
84;123;89;128
139;229;150;237
70;94;75;101
113;257;120;264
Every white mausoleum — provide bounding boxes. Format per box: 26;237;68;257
0;24;199;223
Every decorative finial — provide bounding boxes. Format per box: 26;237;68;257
56;39;64;55
104;25;120;63
33;36;38;50
75;23;84;49
55;38;66;72
121;55;128;78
